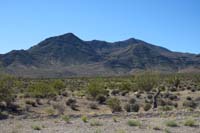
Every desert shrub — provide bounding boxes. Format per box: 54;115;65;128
96;94;106;104
153;126;161;130
165;120;178;127
133;72;160;92
89;103;98;109
167;75;180;88
121;90;129;96
45;107;55;116
106;97;122;112
195;97;200;102
183;100;197;108
112;116;117;122
61;91;68;97
0;111;8;120
52;79;65;93
129;98;136;104
61;115;70;123
127;119;141;127
25;100;37;107
121;82;132;91
169;87;177;92
184;119;197;127
124;104;131;112
186;96;192;101
27;82;57;98
159;106;173;111
66;98;76;106
168;94;178;100
147;94;153;99
158;98;166;106
66;98;78;111
81;115;88;123
36;98;43;105
86;80;108;99
173;103;178;108
143;103;151;111
70;104;79;111
0;75;15;104
90;120;103;126
52;103;65;115
111;89;120;96
31;125;41;130
136;93;141;98
124;103;140;112
6;103;19;112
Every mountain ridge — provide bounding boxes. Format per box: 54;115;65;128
0;33;199;77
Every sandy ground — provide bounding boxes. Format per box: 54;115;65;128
0;111;200;133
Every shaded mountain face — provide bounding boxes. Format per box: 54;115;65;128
0;33;199;77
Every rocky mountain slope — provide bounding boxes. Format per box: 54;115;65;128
0;33;199;77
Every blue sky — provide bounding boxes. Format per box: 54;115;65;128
0;0;199;54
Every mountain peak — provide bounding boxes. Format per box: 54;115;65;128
57;32;81;41
61;32;77;37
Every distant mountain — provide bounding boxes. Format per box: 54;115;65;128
0;33;199;77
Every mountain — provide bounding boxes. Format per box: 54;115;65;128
0;33;200;77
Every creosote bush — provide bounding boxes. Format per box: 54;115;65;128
52;79;65;93
127;119;141;127
31;125;41;130
106;97;122;112
183;100;197;109
86;79;108;99
143;103;151;111
61;115;70;123
81;115;88;123
0;75;16;104
96;94;106;104
133;72;160;92
90;120;103;126
165;120;178;127
27;82;57;98
184;119;197;127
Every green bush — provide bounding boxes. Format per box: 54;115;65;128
31;125;41;130
81;115;88;123
127;119;141;127
61;115;70;123
167;75;180;88
183;100;197;109
0;75;15;104
107;97;122;112
27;82;57;98
165;120;178;127
184;119;197;127
90;120;103;126
86;80;108;98
133;72;160;92
143;103;151;111
52;79;65;93
159;106;173;111
96;94;106;104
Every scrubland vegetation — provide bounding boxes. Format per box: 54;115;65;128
0;72;200;132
